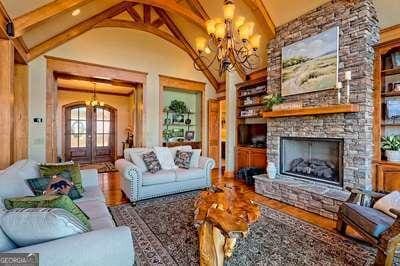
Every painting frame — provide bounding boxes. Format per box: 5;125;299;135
281;26;339;97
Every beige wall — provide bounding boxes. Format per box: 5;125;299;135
57;90;133;159
28;27;216;162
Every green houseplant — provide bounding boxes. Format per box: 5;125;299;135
263;94;284;111
168;100;188;114
382;135;400;162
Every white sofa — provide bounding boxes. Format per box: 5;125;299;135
116;146;215;203
0;159;134;266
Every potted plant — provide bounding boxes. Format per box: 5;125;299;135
168;100;188;114
382;135;400;161
263;94;284;111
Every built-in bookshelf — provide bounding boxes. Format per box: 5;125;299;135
236;77;268;119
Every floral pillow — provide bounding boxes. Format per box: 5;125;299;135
142;151;162;174
174;150;193;169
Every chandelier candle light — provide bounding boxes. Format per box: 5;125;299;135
194;0;261;76
85;82;104;107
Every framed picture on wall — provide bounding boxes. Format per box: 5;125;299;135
172;114;185;123
281;26;339;96
185;131;195;141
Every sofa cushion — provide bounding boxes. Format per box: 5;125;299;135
153;146;177;170
0;210;16;252
175;168;203;181
40;163;83;193
4;195;90;230
0;208;89;247
90;217;115;230
142;170;176;186
74;186;105;203
75;200;111;220
374;191;400;218
190;149;201;168
143;151;162;174
129;150;150;173
341;203;394;238
0;164;34;199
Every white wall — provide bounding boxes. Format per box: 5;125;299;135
28;28;216;162
57;90;133;158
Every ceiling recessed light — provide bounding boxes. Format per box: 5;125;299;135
72;9;81;16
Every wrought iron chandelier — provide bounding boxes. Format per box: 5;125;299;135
194;0;261;77
85;82;104;107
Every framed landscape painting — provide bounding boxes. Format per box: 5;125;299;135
281;27;339;96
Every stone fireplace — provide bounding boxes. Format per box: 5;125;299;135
254;0;379;219
280;137;344;187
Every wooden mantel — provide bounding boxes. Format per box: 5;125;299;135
262;104;360;118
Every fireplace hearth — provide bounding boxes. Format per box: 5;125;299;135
280;137;344;187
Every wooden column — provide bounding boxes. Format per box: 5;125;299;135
13;64;29;162
0;40;14;168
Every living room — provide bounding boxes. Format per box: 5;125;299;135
0;0;399;265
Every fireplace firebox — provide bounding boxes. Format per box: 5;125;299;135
280;137;344;186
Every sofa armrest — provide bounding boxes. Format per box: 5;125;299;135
80;169;99;188
7;226;134;266
199;156;215;170
115;159;142;181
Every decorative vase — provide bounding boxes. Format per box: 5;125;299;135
385;150;400;162
267;162;277;179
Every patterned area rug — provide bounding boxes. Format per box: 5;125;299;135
109;191;377;266
80;162;117;173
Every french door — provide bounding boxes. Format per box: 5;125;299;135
65;104;116;164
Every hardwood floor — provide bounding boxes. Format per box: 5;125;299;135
99;169;362;239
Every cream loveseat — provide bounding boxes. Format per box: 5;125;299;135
115;146;215;203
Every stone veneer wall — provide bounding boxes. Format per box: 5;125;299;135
266;0;379;189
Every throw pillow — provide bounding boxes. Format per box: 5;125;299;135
142;151;162;174
153;147;177;170
169;145;192;158
129;152;148;173
40;163;83;193
0;167;34;199
373;191;400;218
1;208;89;247
26;171;82;200
175;150;193;169
4;195;90;229
190;149;201;168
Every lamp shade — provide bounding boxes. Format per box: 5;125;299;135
249;34;261;49
215;23;226;39
205;19;216;35
234;16;245;29
223;3;235;20
195;37;207;52
245;22;255;36
239;24;250;40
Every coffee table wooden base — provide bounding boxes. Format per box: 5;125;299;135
194;185;260;266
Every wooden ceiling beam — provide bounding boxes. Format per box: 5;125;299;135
151;18;164;28
13;0;92;38
28;2;134;61
126;0;205;28
126;6;142;22
0;1;10;39
241;0;275;37
143;5;151;24
155;8;219;90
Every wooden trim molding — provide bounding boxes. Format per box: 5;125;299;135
46;56;147;162
380;24;400;44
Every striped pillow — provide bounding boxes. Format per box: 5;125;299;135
0;208;89;247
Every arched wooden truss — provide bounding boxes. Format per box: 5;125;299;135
0;0;276;91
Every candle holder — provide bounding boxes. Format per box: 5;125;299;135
345;71;352;103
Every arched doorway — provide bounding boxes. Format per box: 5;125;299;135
64;103;116;164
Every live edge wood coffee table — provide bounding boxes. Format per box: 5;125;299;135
194;185;261;266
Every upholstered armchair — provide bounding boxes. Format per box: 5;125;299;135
336;187;400;265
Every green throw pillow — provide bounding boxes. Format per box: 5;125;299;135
26;170;82;200
4;195;90;229
40;163;83;193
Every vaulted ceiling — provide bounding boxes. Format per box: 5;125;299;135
0;0;398;90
